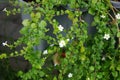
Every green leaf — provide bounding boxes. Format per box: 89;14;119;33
18;71;23;76
117;65;120;71
22;19;30;26
39;71;45;77
94;16;100;23
80;46;85;53
97;72;103;79
88;8;95;15
56;11;60;16
92;0;97;4
80;54;86;61
40;20;47;27
0;53;7;59
36;0;40;3
31;23;37;29
117;32;120;37
89;66;94;71
36;12;41;19
112;71;118;77
20;26;29;34
30;12;35;18
53;77;57;80
91;21;97;26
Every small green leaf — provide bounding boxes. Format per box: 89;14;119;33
56;11;60;16
40;20;47;27
89;66;94;71
18;71;23;76
20;27;28;34
36;12;41;19
36;0;40;3
30;12;35;18
0;53;7;59
88;8;95;15
94;16;100;23
39;71;45;77
97;73;103;79
31;23;37;28
117;32;120;37
53;77;57;80
80;46;85;53
80;54;86;61
117;65;120;71
112;71;118;77
22;19;30;26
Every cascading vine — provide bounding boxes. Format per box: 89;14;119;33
0;0;120;80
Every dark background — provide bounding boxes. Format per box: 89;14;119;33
0;1;30;80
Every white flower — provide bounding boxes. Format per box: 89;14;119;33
59;40;66;48
68;73;73;78
43;50;48;55
103;34;110;40
50;44;54;47
58;25;64;31
115;13;120;19
101;15;105;18
54;63;58;66
3;8;7;12
67;39;70;42
102;57;105;61
2;41;8;46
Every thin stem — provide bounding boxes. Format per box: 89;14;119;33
111;6;116;18
111;6;120;45
116;24;120;45
113;6;119;12
108;12;114;20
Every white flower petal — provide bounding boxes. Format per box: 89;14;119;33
102;57;105;61
58;25;64;31
59;40;66;48
68;73;73;78
103;34;110;40
43;50;48;55
50;44;54;47
116;13;120;19
54;63;58;66
101;15;105;18
2;41;8;46
67;39;70;42
3;8;7;12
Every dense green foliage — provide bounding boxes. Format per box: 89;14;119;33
1;0;120;80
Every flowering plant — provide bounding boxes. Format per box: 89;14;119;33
1;0;120;80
